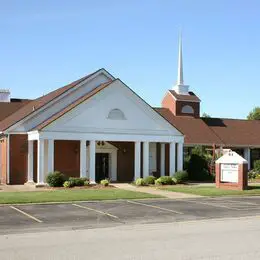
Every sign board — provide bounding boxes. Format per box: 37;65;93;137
221;164;239;183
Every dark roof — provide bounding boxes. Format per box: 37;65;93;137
0;100;31;122
155;108;222;145
169;90;201;102
155;108;260;147
0;71;96;131
203;118;260;147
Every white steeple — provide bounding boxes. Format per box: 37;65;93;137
173;32;189;95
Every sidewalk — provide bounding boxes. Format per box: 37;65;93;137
113;183;201;199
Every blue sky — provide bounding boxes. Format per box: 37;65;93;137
1;0;260;119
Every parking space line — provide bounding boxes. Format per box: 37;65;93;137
127;200;183;215
9;206;43;223
186;200;241;210
210;198;258;206
72;203;119;219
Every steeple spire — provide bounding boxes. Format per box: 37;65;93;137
173;31;189;95
177;32;184;85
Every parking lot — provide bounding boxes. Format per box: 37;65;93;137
1;196;260;235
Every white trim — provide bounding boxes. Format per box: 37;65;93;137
95;142;118;181
169;142;176;176
143;141;149;178
134;141;141;180
30;131;184;143
160;143;165;176
6;69;114;132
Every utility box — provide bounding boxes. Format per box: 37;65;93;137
215;151;248;190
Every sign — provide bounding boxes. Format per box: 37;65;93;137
221;164;239;183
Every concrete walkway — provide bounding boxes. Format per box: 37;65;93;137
113;183;201;199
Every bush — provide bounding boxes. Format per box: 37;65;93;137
63;181;73;188
248;170;260;179
46;171;67;187
135;178;145;186
155;178;163;185
156;176;173;185
253;160;260;172
84;180;90;186
100;179;110;186
173;171;189;184
144;176;156;185
68;177;85;187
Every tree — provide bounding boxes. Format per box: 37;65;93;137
247;107;260;120
202;113;211;118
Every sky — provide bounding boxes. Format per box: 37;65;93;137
1;0;260;119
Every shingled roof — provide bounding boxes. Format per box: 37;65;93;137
0;71;97;131
155;107;260;147
169;90;201;102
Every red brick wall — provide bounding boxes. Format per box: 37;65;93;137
162;92;200;118
215;163;248;190
0;137;7;184
162;92;176;115
9;134;28;184
54;140;80;178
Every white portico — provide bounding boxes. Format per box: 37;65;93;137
25;78;184;185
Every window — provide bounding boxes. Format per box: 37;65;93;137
107;109;126;120
181;105;194;114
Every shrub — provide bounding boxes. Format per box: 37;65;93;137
156;176;173;185
171;177;177;184
155;178;162;185
68;177;85;187
253;160;260;172
46;171;67;187
248;170;260;179
100;179;110;186
135;178;145;186
144;176;156;185
173;171;189;184
84;180;90;186
63;181;73;188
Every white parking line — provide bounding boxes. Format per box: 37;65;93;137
186;200;241;210
10;206;43;223
72;203;119;219
127;200;183;215
210;198;258;206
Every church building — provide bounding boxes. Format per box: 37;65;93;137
1;37;260;185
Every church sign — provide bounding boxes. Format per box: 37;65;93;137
220;164;239;183
215;151;248;190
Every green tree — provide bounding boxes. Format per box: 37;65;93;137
247;107;260;120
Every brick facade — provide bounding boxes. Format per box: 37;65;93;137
0;137;8;184
162;92;200;118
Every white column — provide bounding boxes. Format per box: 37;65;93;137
160;143;165;176
169;142;176;176
27;140;34;183
89;140;96;183
143;141;149;178
177;143;184;171
37;139;45;185
134;141;141;180
47;139;54;174
80;140;87;178
244;147;251;170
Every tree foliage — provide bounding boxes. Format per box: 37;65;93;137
202;113;211;118
247;107;260;120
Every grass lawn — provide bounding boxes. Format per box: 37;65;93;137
0;189;162;204
160;184;260;196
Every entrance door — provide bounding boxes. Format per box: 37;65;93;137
95;153;109;182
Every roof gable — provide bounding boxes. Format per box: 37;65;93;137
40;80;183;137
1;69;114;132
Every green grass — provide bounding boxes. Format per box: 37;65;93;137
0;189;162;204
160;185;260;196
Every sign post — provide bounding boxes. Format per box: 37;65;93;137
215;151;248;190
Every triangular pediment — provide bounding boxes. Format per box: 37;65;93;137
42;80;182;137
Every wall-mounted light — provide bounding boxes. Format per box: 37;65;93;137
97;141;105;146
